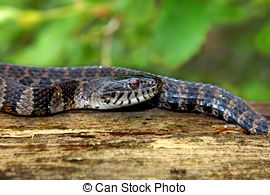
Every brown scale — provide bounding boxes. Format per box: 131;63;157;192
0;62;269;135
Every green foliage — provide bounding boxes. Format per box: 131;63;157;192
0;0;269;101
255;23;270;55
152;0;212;68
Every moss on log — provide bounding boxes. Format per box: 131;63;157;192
0;102;269;179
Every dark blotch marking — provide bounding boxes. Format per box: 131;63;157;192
186;87;199;103
28;68;45;77
105;98;110;104
7;66;27;79
18;76;34;86
185;104;196;112
113;92;124;104
110;91;116;98
240;117;253;130
167;102;179;110
83;68;96;77
202;104;212;114
112;83;123;90
99;68;113;77
39;77;52;86
226;115;237;124
59;80;80;107
134;91;140;102
127;91;132;104
48;68;68;79
32;86;57;115
2;81;27;114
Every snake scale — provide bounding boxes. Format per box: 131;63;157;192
0;62;269;135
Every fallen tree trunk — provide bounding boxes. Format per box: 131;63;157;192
0;102;269;179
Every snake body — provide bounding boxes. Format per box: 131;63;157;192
0;63;269;135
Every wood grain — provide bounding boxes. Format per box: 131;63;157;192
0;102;269;179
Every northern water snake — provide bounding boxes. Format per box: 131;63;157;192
0;62;269;135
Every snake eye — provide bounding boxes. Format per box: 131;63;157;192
129;78;140;89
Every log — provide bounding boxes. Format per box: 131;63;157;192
0;102;269;179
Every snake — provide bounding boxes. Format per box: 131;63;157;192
0;62;269;135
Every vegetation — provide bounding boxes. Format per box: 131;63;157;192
0;0;269;100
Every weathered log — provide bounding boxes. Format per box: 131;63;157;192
0;102;269;179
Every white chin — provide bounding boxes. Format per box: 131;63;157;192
94;95;151;110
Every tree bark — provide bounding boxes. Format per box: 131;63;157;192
0;102;269;179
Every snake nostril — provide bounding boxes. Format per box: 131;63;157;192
129;78;140;89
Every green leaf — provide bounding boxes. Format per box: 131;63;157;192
12;16;81;66
152;0;212;68
0;20;21;55
254;23;270;55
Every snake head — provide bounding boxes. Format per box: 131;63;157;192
91;74;162;109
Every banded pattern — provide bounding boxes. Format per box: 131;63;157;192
0;62;269;135
0;63;162;116
150;78;269;135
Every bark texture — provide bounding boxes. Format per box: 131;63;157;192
0;102;269;179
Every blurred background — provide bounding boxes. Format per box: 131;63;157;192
0;0;269;101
